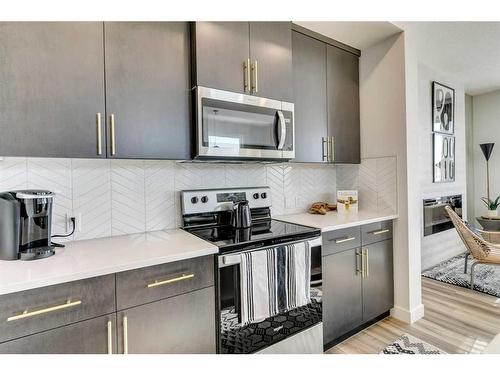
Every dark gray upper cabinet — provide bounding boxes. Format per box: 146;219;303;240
0;22;106;158
192;22;250;94
104;22;190;159
249;22;293;101
327;44;360;164
192;22;292;100
292;31;328;163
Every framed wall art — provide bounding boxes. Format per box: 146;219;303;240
432;81;455;134
433;133;455;183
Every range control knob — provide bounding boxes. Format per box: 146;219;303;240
253;193;259;199
201;196;209;203
190;196;199;204
261;192;267;199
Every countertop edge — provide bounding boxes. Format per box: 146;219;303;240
319;214;399;232
0;245;218;296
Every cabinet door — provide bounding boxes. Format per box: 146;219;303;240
322;249;363;345
192;22;250;94
0;22;106;158
117;287;215;354
249;22;293;101
104;22;190;159
362;240;394;322
327;45;360;164
0;314;117;354
292;31;328;163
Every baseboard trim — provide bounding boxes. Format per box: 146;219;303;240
323;311;390;352
390;304;425;324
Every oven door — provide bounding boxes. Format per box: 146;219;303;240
195;86;294;160
217;238;321;354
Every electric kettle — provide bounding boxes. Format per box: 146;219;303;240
232;200;252;228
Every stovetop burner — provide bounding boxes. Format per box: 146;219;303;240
184;219;320;254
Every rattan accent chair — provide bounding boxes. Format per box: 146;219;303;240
445;205;500;290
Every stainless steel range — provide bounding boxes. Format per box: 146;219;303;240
181;187;323;354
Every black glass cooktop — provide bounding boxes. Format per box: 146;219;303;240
184;219;321;254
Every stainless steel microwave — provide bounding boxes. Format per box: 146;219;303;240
194;86;295;161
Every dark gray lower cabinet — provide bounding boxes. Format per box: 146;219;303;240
117;287;216;354
0;314;116;354
322;225;393;346
362;240;394;322
323;248;363;344
0;22;106;158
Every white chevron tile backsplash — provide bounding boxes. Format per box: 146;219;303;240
0;156;397;242
145;160;175;231
72;159;112;240
0;157;27;191
111;160;146;235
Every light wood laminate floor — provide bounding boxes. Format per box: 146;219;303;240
326;277;500;354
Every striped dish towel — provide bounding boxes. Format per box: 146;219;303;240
240;242;311;325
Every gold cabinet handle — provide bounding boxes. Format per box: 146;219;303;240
107;320;113;355
366;249;370;277
147;273;195;289
322;137;328;161
361;249;366;278
109;114;116;156
371;229;390;235
123;316;128;354
251;60;258;93
356;249;362;275
331;236;356;244
7;299;82;322
326;137;332;162
244;58;251;93
96;113;102;156
330;136;335;162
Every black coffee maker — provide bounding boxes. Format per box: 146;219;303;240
0;190;56;261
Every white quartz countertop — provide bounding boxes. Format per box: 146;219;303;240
0;229;218;296
275;210;398;232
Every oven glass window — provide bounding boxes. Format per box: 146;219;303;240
202;98;279;150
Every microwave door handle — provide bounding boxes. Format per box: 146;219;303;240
277;110;286;150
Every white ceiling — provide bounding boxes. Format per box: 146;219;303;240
397;22;500;96
294;21;402;50
295;21;500;96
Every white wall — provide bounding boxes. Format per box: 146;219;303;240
465;94;475;222
418;64;467;270
470;89;500;222
358;32;423;323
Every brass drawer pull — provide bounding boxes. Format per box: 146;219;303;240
244;58;251;93
371;229;390;235
147;273;195;289
7;299;82;322
331;236;356;244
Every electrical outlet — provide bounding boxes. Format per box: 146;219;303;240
65;213;72;233
76;213;82;232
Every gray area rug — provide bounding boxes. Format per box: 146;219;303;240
380;334;446;354
422;253;500;297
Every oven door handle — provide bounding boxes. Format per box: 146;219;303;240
277;110;286;150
